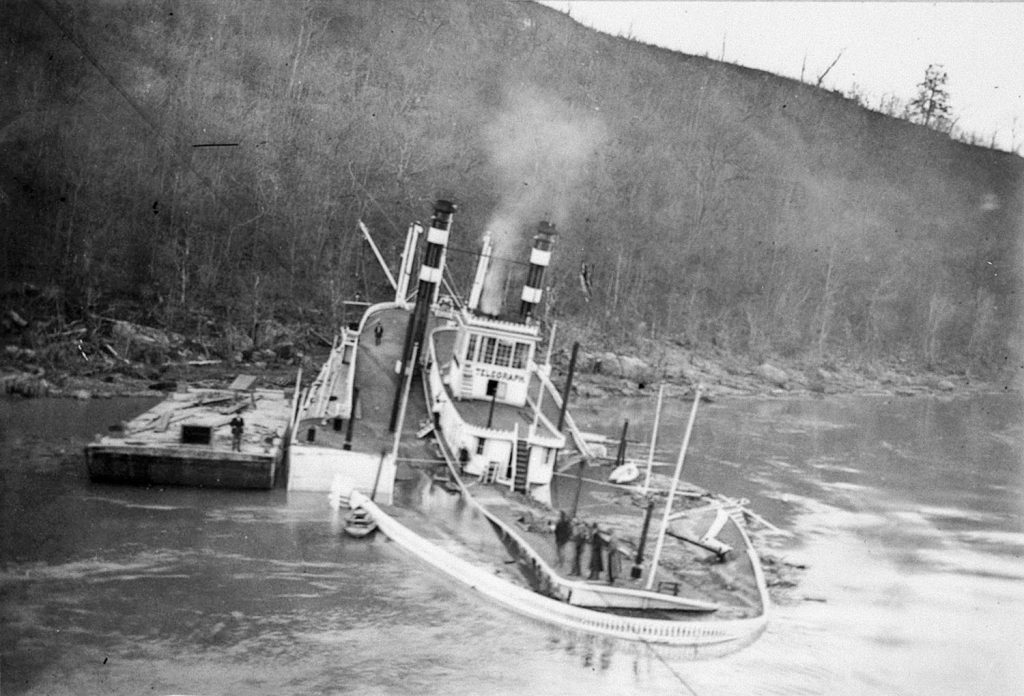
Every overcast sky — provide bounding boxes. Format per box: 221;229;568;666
541;1;1024;152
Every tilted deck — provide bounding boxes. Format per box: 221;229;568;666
293;305;412;455
287;303;438;497
351;488;768;652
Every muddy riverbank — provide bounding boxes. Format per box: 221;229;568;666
1;314;1015;401
1;345;1010;402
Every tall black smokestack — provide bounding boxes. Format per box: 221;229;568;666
389;200;456;431
519;221;556;320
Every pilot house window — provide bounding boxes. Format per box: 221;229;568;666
470;333;532;369
494;340;513;367
512;343;529;369
481;336;497;364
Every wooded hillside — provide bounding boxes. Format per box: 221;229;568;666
3;0;1021;374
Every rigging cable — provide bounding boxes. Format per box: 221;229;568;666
30;0;235;214
444;244;533;268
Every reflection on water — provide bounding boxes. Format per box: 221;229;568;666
1;392;1022;695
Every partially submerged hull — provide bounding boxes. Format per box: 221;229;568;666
418;320;771;651
352;489;767;652
285;303;410;500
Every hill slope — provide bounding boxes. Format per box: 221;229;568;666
2;0;1021;375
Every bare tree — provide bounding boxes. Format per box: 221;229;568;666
815;50;844;87
876;93;905;118
845;82;867;107
907;64;953;131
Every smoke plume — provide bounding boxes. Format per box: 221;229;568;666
478;86;607;315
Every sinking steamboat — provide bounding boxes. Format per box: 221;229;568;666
311;200;771;653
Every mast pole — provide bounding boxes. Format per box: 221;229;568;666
614;419;629;467
389;344;419;463
556;342;579;432
642;383;665;496
645;385;703;590
358;221;398;292
467;232;492;311
395;223;422;304
560;340;582;517
530;322;555;436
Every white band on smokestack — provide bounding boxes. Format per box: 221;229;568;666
529;247;551;266
521;286;543;303
427;226;450;245
419;266;443;283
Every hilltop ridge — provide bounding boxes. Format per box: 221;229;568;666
1;0;1021;384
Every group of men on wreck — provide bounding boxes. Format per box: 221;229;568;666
553;510;625;584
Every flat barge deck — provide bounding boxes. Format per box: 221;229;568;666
85;382;295;489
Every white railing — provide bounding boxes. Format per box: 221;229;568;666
295;302;404;440
535;368;596;458
351;489;767;651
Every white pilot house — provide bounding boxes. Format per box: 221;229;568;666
426;220;567;494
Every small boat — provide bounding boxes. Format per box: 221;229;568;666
343;507;378;538
608;460;641;484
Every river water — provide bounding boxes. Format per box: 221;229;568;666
1;392;1022;695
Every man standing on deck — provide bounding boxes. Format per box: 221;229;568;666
588;524;605;580
554;511;572;567
570;519;587;576
606;531;622;584
373;321;384;346
230;416;244;452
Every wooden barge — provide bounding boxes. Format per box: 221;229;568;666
85;378;295;489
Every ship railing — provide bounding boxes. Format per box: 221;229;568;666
427;330;565;451
353;488;767;651
430;354;552;451
416;328;770;650
522;393;566;447
297;334;337;420
294;302;399;440
533;368;597;458
286;367;303;442
296;334;351;426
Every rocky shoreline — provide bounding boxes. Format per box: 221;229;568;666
1;314;312;400
2;312;1015;402
0;362;303;400
2;342;1010;403
561;345;1008;401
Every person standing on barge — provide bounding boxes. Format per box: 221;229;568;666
229;416;245;452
